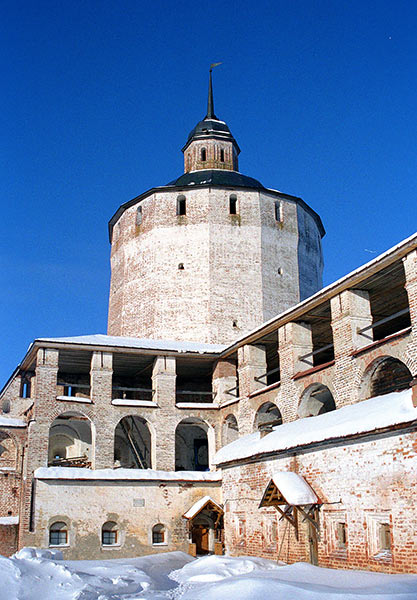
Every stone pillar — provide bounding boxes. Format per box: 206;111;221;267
403;249;417;377
91;351;113;469
152;356;176;470
330;289;373;407
20;348;59;542
279;322;313;374
277;323;313;421
237;344;266;435
212;359;237;405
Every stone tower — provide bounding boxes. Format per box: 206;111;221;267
107;72;325;345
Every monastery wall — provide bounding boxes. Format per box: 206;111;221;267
221;428;417;574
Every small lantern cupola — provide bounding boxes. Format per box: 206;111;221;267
182;67;240;173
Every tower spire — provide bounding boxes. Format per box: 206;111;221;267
206;63;222;120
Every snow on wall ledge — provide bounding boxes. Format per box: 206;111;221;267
34;467;222;482
214;389;416;465
0;416;26;428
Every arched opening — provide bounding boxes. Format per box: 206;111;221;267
114;416;152;469
152;523;166;545
365;357;412;399
0;432;18;469
201;148;207;162
49;521;68;546
298;384;336;418
48;411;93;467
254;402;282;431
102;521;118;546
175;418;209;471
222;414;238;446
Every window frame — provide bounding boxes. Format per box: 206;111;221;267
49;522;69;547
152;523;167;546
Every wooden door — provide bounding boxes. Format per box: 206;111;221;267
193;526;209;555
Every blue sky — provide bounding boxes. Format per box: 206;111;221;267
1;0;416;385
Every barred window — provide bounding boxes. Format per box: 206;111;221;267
102;521;118;546
49;522;68;546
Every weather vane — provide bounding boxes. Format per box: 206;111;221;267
210;62;223;72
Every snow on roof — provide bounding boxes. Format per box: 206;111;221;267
0;416;26;428
214;389;416;466
183;495;223;519
0;516;19;525
34;467;222;482
35;334;226;354
271;472;318;505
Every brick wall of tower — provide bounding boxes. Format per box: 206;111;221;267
184;139;238;172
107;188;323;345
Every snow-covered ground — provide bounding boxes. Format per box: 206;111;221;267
1;548;416;600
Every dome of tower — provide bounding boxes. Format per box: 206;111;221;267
167;169;263;189
184;117;238;148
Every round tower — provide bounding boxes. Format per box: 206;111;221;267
107;72;325;345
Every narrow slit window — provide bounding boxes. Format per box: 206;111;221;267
337;522;347;548
201;148;207;162
275;201;282;222
136;206;143;226
21;379;31;398
379;523;391;551
220;149;225;162
229;194;237;215
177;195;186;216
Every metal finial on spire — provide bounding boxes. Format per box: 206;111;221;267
206;62;222;119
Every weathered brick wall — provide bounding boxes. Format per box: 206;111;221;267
222;428;417;573
0;524;18;557
24;477;222;560
0;427;25;556
107;188;323;345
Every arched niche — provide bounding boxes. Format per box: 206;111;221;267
114;415;152;469
222;414;239;446
48;411;94;467
254;402;282;431
175;418;213;472
298;384;336;418
363;356;412;399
